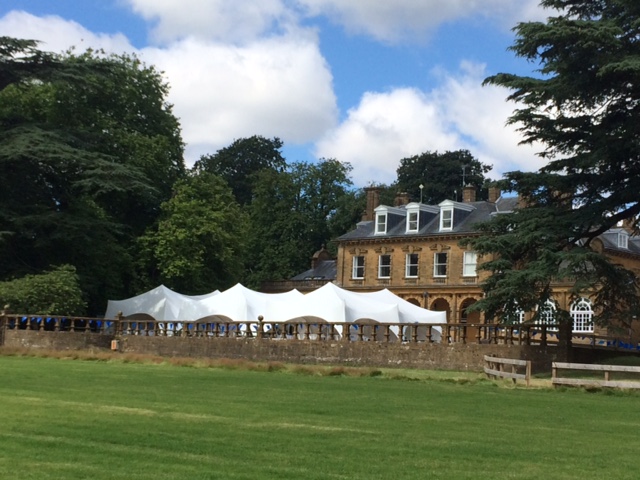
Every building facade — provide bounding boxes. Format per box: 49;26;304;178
334;186;640;340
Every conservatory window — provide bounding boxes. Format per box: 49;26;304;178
571;298;594;333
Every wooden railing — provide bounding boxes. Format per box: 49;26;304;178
552;362;640;390
484;355;531;386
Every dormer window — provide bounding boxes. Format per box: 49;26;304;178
440;207;453;231
375;212;387;234
437;199;474;232
406;210;419;233
618;231;629;249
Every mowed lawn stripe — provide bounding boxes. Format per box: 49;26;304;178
0;356;638;479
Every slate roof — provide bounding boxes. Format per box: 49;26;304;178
290;260;337;281
337;196;519;241
598;228;640;256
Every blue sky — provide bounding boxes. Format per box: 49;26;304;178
1;0;549;186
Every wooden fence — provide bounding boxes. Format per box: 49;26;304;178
552;362;640;389
483;355;531;386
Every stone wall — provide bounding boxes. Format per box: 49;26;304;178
4;330;114;352
2;330;567;373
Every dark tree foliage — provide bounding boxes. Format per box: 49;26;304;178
0;38;185;314
193;135;286;205
0;37;69;91
244;159;353;287
396;150;492;204
465;0;640;327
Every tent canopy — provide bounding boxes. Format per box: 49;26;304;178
104;283;446;327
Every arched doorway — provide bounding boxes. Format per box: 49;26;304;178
430;298;451;323
406;298;420;307
459;298;481;342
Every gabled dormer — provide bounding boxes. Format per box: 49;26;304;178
404;202;439;234
374;205;406;235
437;200;475;232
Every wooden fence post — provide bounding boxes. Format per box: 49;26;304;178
0;305;7;346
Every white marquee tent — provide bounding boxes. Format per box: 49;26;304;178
103;285;221;322
104;283;446;340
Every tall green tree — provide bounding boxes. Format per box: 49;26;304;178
466;0;640;329
137;173;247;294
193;136;286;205
395;150;492;204
244;159;354;286
0;38;185;314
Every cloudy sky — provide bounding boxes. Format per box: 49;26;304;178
1;0;550;186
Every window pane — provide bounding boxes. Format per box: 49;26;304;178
463;251;477;276
378;254;391;278
441;209;453;230
352;256;365;279
407;211;418;232
376;213;386;233
434;252;447;276
405;253;418;277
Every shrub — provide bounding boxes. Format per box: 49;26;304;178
0;265;86;315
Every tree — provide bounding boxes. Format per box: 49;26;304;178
395;150;492;204
244;159;354;286
137;173;248;294
193;136;286;205
466;0;640;329
0;38;185;314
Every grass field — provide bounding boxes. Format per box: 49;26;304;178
0;353;638;480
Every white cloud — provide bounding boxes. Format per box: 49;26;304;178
0;10;338;166
144;34;338;164
295;0;545;43
124;0;546;45
125;0;293;44
314;62;545;186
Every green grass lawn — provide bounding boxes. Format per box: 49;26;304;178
0;355;638;480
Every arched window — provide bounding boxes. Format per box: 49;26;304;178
503;304;525;324
537;300;557;331
571;298;594;333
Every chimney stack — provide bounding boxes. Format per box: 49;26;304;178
488;186;501;203
462;185;476;203
394;192;410;207
363;187;381;221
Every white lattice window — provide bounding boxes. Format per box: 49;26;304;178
571;298;594;333
536;300;557;331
